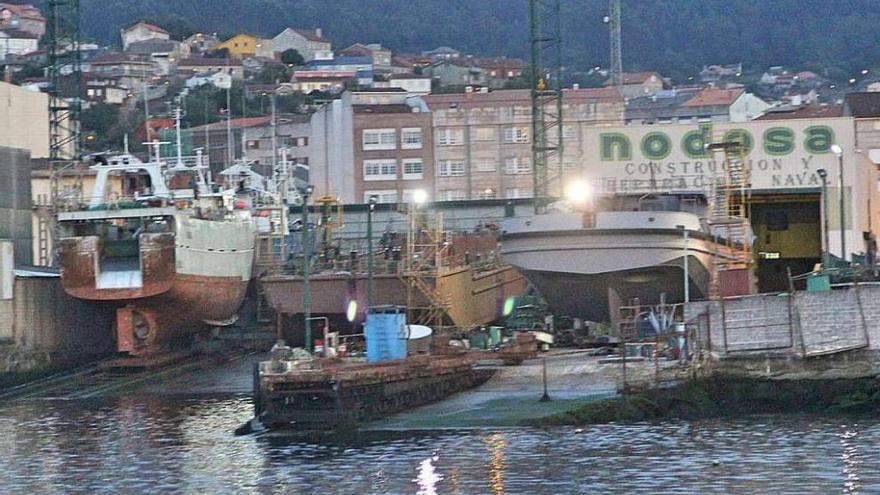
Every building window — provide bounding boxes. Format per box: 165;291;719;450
289;136;308;147
402;159;423;180
363;159;397;181
562;124;577;139
364;190;397;203
474;127;495;142
246;140;260;149
505;187;529;199
474;158;497;173
477;188;497;199
438;160;465;177
437;128;464;146
503;127;529;144
401;128;423;149
362;128;397;150
441;190;467;201
504;157;531;175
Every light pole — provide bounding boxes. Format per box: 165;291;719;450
302;185;314;351
677;225;690;303
367;195;377;310
831;144;846;261
817;168;830;268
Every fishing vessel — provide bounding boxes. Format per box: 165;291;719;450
500;193;745;322
57;131;257;355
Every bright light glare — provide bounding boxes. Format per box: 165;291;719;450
831;144;843;156
346;300;358;322
564;179;593;204
413;189;428;204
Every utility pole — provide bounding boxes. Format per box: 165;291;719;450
608;0;623;87
529;0;564;213
302;185;313;351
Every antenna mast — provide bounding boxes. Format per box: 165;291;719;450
609;0;623;87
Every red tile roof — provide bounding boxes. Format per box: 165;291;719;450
0;4;44;22
756;104;843;121
190;116;272;132
603;71;664;86
125;21;168;35
680;87;745;107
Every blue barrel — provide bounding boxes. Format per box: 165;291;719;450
365;306;408;362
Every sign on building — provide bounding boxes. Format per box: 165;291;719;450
580;118;856;194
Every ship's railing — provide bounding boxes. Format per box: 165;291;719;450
297;246;506;277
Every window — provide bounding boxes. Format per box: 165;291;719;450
364;190;397;203
363;159;397;181
477;188;497;199
437;128;464;146
401;128;423;149
289;136;308;147
441;190;467;201
562;124;577;139
438;160;466;177
474;158;497;173
503;127;529;144
246;140;260;149
402;159;423;180
362;128;397;150
504;157;531;175
474;127;496;142
506;187;530;199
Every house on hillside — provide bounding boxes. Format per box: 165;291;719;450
474;57;527;88
373;73;432;95
125;38;188;76
603;71;668;99
121;21;169;50
423;59;486;88
421;46;460;60
339;43;392;70
182;33;220;55
699;63;743;83
0;3;45;37
87;53;156;90
217;34;274;59
176;58;244;80
291;70;356;93
625;87;769;125
0;29;38;61
273;28;332;62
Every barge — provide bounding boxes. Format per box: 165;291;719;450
254;354;493;430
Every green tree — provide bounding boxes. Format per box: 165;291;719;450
205;47;230;59
80;103;120;152
280;48;305;66
254;64;291;84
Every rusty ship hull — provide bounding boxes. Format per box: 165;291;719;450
261;264;527;328
59;211;255;355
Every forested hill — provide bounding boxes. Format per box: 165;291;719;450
70;0;880;80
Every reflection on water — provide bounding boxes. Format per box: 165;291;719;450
1;396;880;494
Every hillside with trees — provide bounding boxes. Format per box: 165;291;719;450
71;0;880;82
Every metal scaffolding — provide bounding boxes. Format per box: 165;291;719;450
608;0;623;87
529;0;564;212
46;0;81;161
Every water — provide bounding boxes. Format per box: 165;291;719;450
0;395;877;494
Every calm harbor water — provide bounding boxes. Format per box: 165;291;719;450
0;395;877;494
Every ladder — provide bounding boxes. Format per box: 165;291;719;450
706;129;753;298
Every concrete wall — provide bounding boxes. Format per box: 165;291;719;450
0;146;32;266
686;283;880;359
0;274;115;374
0;81;50;158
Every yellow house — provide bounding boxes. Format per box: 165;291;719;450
217;33;273;59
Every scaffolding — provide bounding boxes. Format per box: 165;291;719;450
403;207;451;329
529;0;564;212
608;0;623;87
706;131;753;297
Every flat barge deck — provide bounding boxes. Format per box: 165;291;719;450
255;355;494;430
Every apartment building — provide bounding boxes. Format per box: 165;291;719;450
422;87;624;201
310;89;433;203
